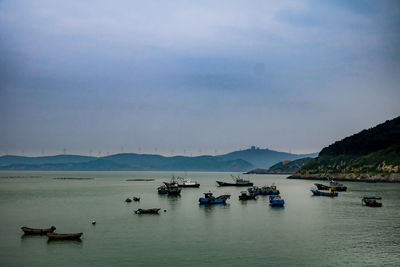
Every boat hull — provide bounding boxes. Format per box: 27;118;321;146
217;181;253;187
311;189;338;197
21;226;56;235
135;208;161;214
239;195;256;200
47;232;82;240
314;183;347;191
248;189;280;195
178;184;200;188
199;198;227;204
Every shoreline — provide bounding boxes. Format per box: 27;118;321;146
287;175;400;183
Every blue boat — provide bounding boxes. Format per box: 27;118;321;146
157;185;168;194
248;185;280;195
311;188;338;197
199;192;230;204
269;195;285;206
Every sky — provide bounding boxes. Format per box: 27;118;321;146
0;0;399;156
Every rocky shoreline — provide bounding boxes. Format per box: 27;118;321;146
288;173;400;183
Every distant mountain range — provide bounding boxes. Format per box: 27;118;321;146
290;116;400;182
0;147;317;172
245;157;313;174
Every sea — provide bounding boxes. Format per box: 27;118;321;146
0;171;399;266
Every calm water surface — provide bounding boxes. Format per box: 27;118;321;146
0;171;399;266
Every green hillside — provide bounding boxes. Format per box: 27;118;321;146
291;116;400;182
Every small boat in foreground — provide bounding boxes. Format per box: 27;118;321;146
269;195;285;206
135;208;161;214
199;192;230;204
239;191;257;200
362;197;382;207
311;188;338;197
47;232;83;240
21;226;56;235
216;175;253;187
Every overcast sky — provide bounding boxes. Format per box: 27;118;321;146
1;0;399;156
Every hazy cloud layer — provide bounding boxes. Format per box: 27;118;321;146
1;0;399;156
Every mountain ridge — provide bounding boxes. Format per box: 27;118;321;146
0;148;317;172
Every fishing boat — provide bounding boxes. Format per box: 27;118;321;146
199;192;230;204
47;232;83;240
239;191;257;200
314;179;347;191
216;175;253;187
135;208;161;214
177;177;200;188
157;185;168;194
311;188;338;197
21;226;56;235
248;185;279;195
269;195;285;206
362;196;382;207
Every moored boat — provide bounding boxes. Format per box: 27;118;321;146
362;196;382;207
133;197;140;201
135;208;161;214
239;191;257;200
177;177;200;188
311;188;338;197
199;192;230;204
248;185;279;195
269;195;285;206
47;232;82;240
21;226;56;235
157;185;168;194
314;179;347;191
216;175;253;187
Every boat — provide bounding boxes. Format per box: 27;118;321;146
248;185;279;195
199;192;230;204
269;195;285;206
125;198;132;203
157;185;168;194
21;226;56;235
135;208;161;214
362;196;382;207
47;232;83;240
311;188;338;197
314;179;347;191
216;175;253;187
133;197;140;201
176;176;200;188
163;178;182;195
239;191;257;200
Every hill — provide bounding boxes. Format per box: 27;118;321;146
245;157;313;174
290;116;400;182
218;146;317;168
0;153;252;172
0;147;317;172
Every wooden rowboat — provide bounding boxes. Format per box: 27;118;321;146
47;232;83;240
21;226;56;235
135;208;160;214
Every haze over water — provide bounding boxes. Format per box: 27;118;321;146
1;171;399;266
